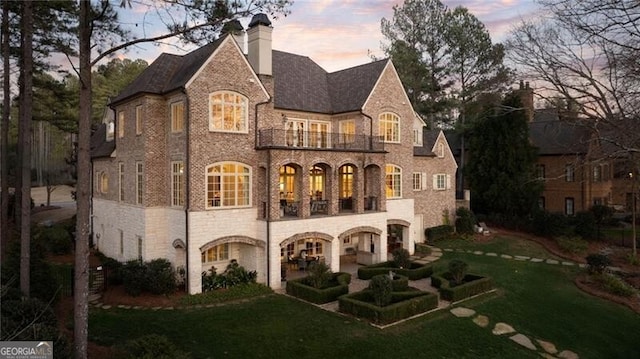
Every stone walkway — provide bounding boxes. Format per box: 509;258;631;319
441;248;601;270
450;306;579;359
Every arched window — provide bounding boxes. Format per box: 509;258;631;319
206;162;251;208
279;165;297;201
98;172;108;194
201;244;229;263
209;92;248;132
385;164;402;199
309;165;325;200
379;112;400;143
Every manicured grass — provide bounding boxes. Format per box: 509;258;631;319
90;235;640;358
436;235;562;259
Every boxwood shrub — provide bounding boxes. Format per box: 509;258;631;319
286;272;351;304
414;243;432;256
339;290;438;325
425;225;454;242
431;273;493;302
357;261;432;280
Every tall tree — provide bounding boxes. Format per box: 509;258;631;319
1;0;10;261
73;1;292;356
19;0;34;297
381;0;453;125
507;0;640;256
91;58;147;124
466;94;542;216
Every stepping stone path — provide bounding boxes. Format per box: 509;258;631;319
441;246;583;269
450;307;579;358
410;246;443;265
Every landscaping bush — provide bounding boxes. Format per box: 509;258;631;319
389;274;409;292
122;260;147;296
556;236;588;254
306;261;332;289
593;273;637;297
431;273;494;302
532;210;570;237
425;225;454;242
572;211;597;240
145;259;176;295
338;290;438;325
414;243;432;256
285;272;351;304
455;207;476;235
391;247;411;269
448;259;468;286
121;334;190;359
586;253;612;274
357;261;433;280
369;275;392;307
38;225;73;255
201;260;257;292
1;238;58;303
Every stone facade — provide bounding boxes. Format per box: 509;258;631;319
91;22;457;294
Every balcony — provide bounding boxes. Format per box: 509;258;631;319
258;129;385;152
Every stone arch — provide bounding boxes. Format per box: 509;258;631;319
279;231;334;247
199;235;265;252
387;219;411;227
172;238;186;249
338;226;382;241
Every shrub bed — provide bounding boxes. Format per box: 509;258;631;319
431;273;494;302
338;290;438;325
425;225;454;242
286;272;351;304
414;243;432;256
357;261;432;280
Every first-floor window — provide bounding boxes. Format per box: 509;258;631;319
385;164;402;198
565;197;575;216
98;171;108;194
206;162;251;208
539;197;545;210
433;174;449;190
413;172;424;191
118;162;124;201
136;162;143;205
201;244;229;263
137;236;143;260
565;165;575;182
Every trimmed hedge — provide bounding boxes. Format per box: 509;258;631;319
286;272;351;304
357;261;433;280
339;290;438;325
390;274;409;292
431;273;494;302
425;225;454;242
414;243;432;256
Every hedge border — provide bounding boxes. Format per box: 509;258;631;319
431;273;494;302
357;261;433;280
285;272;351;304
338;290;438;325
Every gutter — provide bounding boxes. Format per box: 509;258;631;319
254;96;272;285
183;89;191;292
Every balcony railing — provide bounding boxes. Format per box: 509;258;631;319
258;129;385;152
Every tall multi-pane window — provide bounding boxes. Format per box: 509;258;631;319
339;120;355;144
309;166;325;199
118;111;125;138
98;172;108;194
206;162;251;208
135;105;143;135
136;162;143;205
201;244;229;263
279;165;296;201
565;197;575;215
209;92;248;132
308;121;330;148
413;172;423;191
118;162;124;201
171;161;184;206
433;173;448;190
536;164;545;179
379;113;400;143
593;165;601;182
565;165;575;182
339;165;354;198
171;101;184;133
385;164;402;198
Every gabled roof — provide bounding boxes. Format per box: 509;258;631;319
414;130;441;156
110;38;225;105
90;124;115;158
272;51;388;114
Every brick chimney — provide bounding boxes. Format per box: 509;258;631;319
247;13;272;76
517;80;534;122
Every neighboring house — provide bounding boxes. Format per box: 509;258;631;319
90;14;457;294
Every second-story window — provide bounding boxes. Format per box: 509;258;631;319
385;164;402;198
171;101;184;133
565;165;575;182
172;161;184;206
118;111;125;138
135;105;143;135
136;162;143;205
209;92;248;133
206;162;251;208
379;113;400;143
118;162;124;201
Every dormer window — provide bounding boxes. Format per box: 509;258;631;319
438;143;445;158
209;91;248;133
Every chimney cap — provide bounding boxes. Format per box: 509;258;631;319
221;19;244;35
248;13;272;28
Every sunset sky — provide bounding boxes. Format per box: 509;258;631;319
118;0;541;72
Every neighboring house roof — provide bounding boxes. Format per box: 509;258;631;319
90;123;115;158
272;51;388;114
414;130;441;157
530;109;591;155
110;38;225;105
443;131;461;157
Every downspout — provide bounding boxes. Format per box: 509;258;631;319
254;96;271;285
183;89;191;292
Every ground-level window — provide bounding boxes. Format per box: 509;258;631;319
433;173;449;191
171;161;184;206
565;197;575;215
201;243;229;263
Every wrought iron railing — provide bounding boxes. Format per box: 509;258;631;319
258;129;385;152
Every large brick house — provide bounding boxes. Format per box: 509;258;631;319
90;14;457;294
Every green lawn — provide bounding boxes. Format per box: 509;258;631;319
90;236;640;359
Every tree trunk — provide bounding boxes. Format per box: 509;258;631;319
19;0;33;297
74;1;91;357
1;0;11;260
